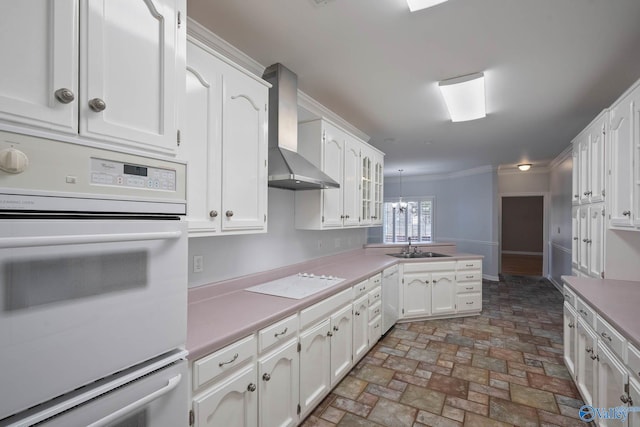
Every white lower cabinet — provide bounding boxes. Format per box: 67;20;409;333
299;318;332;417
431;272;456;315
192;364;258;427
596;342;628;427
402;271;431;318
258;338;299;427
576;317;598;407
329;305;353;386
629;377;640;427
563;302;577;380
352;294;369;362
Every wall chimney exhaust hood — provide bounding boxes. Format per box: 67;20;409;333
262;63;340;190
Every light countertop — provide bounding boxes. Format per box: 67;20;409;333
562;275;640;349
187;248;482;360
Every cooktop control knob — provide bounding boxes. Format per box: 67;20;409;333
0;148;29;174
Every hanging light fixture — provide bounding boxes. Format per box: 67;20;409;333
392;169;408;212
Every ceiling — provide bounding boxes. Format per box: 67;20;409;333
187;0;640;176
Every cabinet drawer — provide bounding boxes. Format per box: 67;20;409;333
403;261;456;273
300;288;352;329
595;316;626;360
368;273;381;290
457;260;482;271
628;344;640;381
457;293;482;312
457;271;482;283
457;282;482;294
368;315;381;341
258;314;298;353
562;286;576;308
193;334;257;390
576;298;596;328
368;301;382;319
368;286;382;306
353;280;368;299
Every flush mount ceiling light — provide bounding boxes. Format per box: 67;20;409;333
518;163;532;171
438;72;486;122
407;0;448;12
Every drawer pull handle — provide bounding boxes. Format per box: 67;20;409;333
620;394;632;404
333;325;339;332
274;327;288;338
247;383;256;392
465;264;473;267
623;211;631;217
578;309;588;317
600;332;612;342
590;353;598;360
466;287;474;290
355;311;360;316
585;346;593;353
466;276;474;279
262;373;271;382
466;301;474;305
218;353;239;367
568;322;574;328
327;331;333;337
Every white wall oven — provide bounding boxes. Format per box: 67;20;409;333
0;131;189;426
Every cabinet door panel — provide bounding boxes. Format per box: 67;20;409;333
596;342;628;427
571;206;580;268
181;41;222;234
578;207;589;272
588;204;604;278
609;97;634;228
343;137;360;226
402;274;430;318
330;305;353;386
563;303;577;379
322;128;344;228
81;0;180;153
0;0;78;133
579;138;590;204
373;157;384;225
431;272;455;315
299;319;331;417
258;340;299;427
221;66;267;231
589;120;606;203
576;319;597;407
352;296;369;362
193;365;257;427
572;146;580;204
629;378;640;427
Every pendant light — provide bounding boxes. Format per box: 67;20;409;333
392;169;408;212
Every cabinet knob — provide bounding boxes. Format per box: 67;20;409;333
54;88;75;104
340;215;345;219
209;210;218;218
574;194;579;199
88;98;107;112
226;210;234;218
623;211;631;217
355;311;360;316
247;383;256;392
573;237;579;241
600;331;612;342
262;373;271;382
327;331;333;337
568;322;574;328
590;353;598;360
585;346;592;353
620;394;632;404
333;325;339;332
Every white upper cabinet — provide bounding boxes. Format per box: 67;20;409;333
608;81;639;229
296;119;383;230
0;0;185;156
0;1;78;134
588;114;606;204
180;38;268;236
372;152;384;226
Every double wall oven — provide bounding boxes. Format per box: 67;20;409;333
0;131;189;426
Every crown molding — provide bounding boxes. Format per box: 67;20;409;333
297;92;370;142
548;144;573;170
497;166;550;176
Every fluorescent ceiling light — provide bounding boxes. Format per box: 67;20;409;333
438;72;486;122
407;0;448;12
518;163;532;171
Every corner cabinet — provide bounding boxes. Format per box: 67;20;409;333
0;0;186;156
295;119;384;230
179;38;268;237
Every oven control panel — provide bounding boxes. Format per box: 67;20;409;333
90;158;176;191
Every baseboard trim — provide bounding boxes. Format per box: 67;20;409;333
547;275;564;293
484;274;500;282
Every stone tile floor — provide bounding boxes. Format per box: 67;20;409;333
301;275;589;427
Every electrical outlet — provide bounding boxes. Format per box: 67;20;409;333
193;255;204;273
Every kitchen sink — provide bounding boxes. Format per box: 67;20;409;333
386;252;451;259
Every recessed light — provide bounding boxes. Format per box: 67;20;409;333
438;72;486;122
517;164;532;171
407;0;448;12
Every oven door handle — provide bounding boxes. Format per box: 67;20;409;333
0;230;182;249
86;374;182;427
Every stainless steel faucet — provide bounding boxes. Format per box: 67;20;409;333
407;237;412;254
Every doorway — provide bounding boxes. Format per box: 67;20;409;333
501;196;544;276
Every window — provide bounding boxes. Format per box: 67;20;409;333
383;198;434;243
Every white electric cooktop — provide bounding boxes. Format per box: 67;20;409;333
246;273;345;300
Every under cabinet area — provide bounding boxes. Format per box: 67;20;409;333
0;0;185;155
180;38;269;237
295;119;384;230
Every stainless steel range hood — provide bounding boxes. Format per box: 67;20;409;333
263;63;339;190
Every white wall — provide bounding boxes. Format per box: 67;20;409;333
548;149;573;287
188;188;367;287
378;166;499;280
498;169;550;194
605;230;640;280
